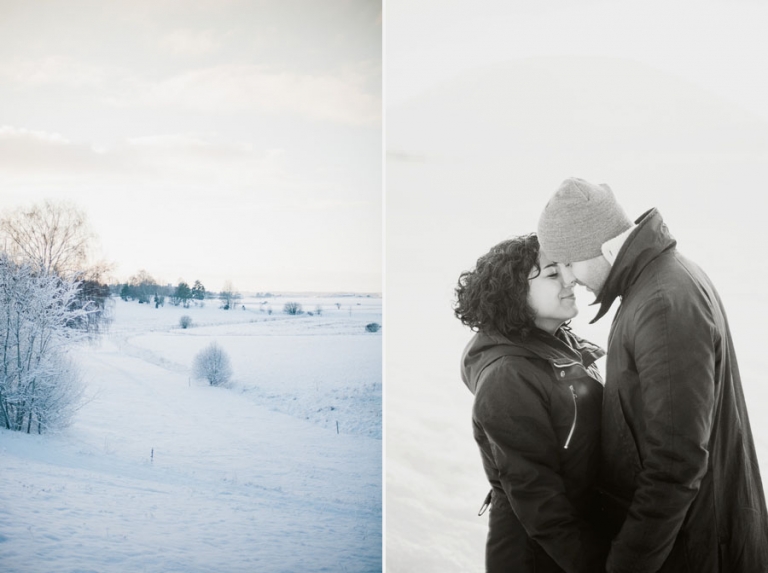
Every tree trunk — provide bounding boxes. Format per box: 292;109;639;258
0;394;11;429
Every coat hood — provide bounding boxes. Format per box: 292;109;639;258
461;327;604;394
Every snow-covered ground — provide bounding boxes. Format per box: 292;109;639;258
0;294;382;573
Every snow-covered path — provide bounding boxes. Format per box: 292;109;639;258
0;296;382;573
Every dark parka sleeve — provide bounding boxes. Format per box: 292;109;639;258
606;290;716;572
474;357;604;572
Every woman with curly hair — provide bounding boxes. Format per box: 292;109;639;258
455;234;607;573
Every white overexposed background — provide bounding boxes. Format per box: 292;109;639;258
385;2;768;571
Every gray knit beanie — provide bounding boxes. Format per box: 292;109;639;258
537;177;632;263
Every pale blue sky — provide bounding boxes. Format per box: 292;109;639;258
0;0;382;293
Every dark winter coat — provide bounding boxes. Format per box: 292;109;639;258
592;208;768;572
461;327;609;572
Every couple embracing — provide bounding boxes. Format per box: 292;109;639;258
455;178;768;573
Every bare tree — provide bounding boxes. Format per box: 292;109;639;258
128;270;158;304
219;280;241;310
1;200;113;334
192;342;233;386
0;200;94;277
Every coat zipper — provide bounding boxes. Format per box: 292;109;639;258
478;489;492;516
564;384;578;449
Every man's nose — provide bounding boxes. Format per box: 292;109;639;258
558;263;576;287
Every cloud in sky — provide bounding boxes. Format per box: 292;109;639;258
0;1;382;293
0;125;370;211
161;29;221;56
0;125;70;144
0;125;120;177
1;58;380;127
114;64;381;127
0;56;110;88
0;123;380;293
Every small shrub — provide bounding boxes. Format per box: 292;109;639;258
179;315;192;329
283;302;303;315
365;322;381;333
192;342;233;386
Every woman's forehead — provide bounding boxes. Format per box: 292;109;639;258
538;252;557;269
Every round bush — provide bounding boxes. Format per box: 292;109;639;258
192;342;233;386
365;322;381;333
283;302;303;315
179;315;193;329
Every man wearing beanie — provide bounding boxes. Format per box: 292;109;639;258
537;178;768;573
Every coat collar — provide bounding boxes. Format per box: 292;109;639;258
590;208;677;324
461;326;605;393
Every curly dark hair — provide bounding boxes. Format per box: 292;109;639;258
453;233;541;339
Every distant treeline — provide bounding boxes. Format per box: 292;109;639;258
113;272;243;310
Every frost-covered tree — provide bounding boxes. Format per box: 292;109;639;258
0;200;92;277
0;200;112;334
0;254;90;433
219;280;240;310
283;302;303;315
192;342;232;386
70;276;113;335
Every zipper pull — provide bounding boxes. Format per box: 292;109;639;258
564;385;578;450
478;489;492;516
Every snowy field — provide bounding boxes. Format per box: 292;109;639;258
0;294;382;573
